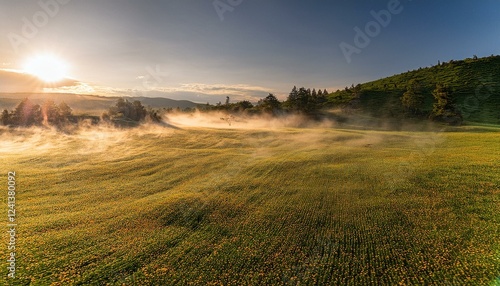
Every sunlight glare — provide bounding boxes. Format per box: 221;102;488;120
23;54;69;82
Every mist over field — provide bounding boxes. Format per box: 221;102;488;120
1;115;500;285
0;111;421;158
2;0;500;283
162;110;331;129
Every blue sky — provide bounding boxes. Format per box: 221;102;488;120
1;0;499;103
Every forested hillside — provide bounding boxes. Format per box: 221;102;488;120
329;55;500;124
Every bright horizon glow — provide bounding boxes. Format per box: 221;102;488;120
23;54;69;83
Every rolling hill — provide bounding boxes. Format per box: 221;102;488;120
330;55;500;125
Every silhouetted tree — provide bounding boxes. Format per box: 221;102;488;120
59;102;72;119
297;87;310;112
238;100;253;110
5;99;75;127
132;100;147;121
285;86;299;111
110;99;138;120
12;98;30;125
147;108;162;122
315;89;327;108
106;98;154;125
1;109;10;125
31;104;43;125
42;99;61;124
12;98;42;126
285;86;329;114
258;93;281;114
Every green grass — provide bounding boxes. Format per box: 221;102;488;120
1;125;499;285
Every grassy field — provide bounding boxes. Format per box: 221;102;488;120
1;124;499;285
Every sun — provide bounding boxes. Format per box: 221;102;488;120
23;54;69;83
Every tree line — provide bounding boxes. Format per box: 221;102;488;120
401;80;462;125
196;86;329;116
1;98;73;126
1;83;464;128
199;82;463;125
1;98;161;127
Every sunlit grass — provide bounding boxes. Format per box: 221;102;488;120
0;126;499;285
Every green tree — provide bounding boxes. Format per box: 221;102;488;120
297;87;310;112
430;84;462;125
285;86;299;110
285;86;327;114
106;98;149;124
258;93;281;114
401;79;424;115
351;84;363;99
238;100;253;110
315;89;327;108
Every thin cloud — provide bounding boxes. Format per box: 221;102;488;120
0;61;331;104
0;69;80;93
154;83;273;103
177;83;270;95
72;83;275;103
2;70;336;105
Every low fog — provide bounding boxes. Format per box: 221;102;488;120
0;123;171;157
0;109;446;159
162;110;335;129
162;109;444;132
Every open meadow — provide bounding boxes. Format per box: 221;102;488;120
1;122;499;285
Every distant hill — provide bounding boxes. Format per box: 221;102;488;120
0;93;198;115
131;96;198;110
329;55;500;124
